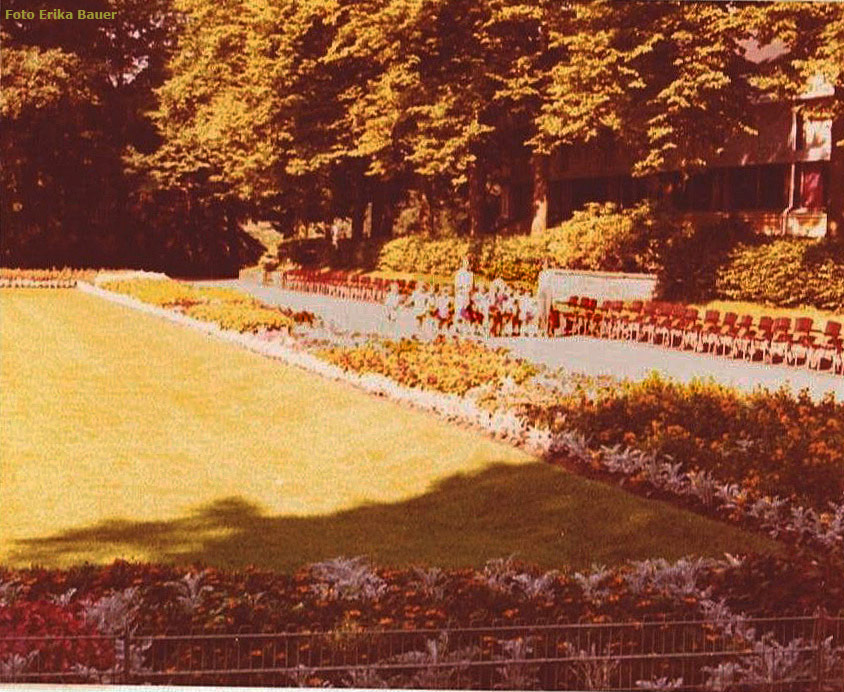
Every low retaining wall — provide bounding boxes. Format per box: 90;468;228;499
538;268;658;306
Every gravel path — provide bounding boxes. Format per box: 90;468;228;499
196;280;844;400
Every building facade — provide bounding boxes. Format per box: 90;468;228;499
502;87;842;239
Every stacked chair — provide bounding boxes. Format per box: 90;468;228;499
280;269;417;304
549;297;843;375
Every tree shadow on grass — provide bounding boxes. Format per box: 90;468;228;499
8;463;777;571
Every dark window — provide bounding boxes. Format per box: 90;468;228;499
511;183;532;221
571;177;609;209
620;177;645;207
729;168;759;210
758;165;788;210
722;165;788;211
548;180;570;225
795;110;806;150
684;171;715;211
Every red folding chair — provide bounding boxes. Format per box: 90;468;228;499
809;320;842;372
616;300;643;340
742;316;774;361
718;313;749;356
630;302;658;342
559;296;580;336
784;317;814;366
670;307;699;349
690;309;720;352
764;317;792;363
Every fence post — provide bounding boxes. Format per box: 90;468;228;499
815;607;828;692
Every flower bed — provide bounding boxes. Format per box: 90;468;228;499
524;376;844;511
318;336;843;514
0;268;99;288
100;278;315;331
318;337;538;396
184;302;294;334
99;279;207;307
0;555;841;686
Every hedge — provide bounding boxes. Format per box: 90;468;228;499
280;204;842;312
376;203;666;287
712;239;844;312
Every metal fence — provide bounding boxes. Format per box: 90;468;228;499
2;614;843;690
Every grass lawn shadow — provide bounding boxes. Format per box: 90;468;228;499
8;463;778;572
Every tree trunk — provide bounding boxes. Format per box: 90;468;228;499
371;181;395;238
421;181;434;235
351;178;366;242
371;184;385;237
468;162;484;236
530;153;548;235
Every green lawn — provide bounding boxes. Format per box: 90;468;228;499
0;289;776;571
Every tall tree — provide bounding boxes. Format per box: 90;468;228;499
1;0;178;266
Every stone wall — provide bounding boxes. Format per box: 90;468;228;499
538;269;658;306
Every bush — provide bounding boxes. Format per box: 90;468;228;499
544;202;669;274
374;209;841;312
476;234;546;287
277;238;333;267
656;216;751;303
377;236;471;276
712;239;844;312
375;202;669;286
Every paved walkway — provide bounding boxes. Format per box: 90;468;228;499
196;280;844;400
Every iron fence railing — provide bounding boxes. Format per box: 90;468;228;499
2;614;843;690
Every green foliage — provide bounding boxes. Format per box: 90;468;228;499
4;0;841;269
1;0;181;268
377;237;472;277
713;239;844;313
376;202;667;285
277;238;335;268
144;0;842;240
656;216;753;303
375;211;842;312
544;202;669;274
658;232;844;312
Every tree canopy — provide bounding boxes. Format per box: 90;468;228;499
2;0;842;266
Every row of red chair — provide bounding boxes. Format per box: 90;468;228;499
550;297;843;374
279;269;417;303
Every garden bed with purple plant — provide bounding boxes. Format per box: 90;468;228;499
2;553;843;688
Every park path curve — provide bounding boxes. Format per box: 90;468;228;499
196;280;844;401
